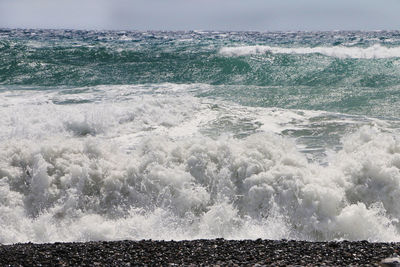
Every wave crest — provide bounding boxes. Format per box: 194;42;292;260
220;44;400;59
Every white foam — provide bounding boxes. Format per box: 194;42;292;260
2;124;400;243
1;85;400;243
220;44;400;59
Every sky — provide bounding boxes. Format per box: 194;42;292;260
1;0;400;31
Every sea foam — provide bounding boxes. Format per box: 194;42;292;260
220;44;400;59
1;126;400;243
1;87;400;243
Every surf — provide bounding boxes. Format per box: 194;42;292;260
220;44;400;59
2;29;400;244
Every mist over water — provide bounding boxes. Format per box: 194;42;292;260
1;29;400;244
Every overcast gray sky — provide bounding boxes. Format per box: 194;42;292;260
1;0;400;31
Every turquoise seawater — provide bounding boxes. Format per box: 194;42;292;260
1;29;400;243
2;30;400;117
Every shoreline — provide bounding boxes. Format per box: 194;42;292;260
1;239;399;266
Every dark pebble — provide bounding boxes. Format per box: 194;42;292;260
0;239;399;266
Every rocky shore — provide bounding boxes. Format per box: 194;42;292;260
1;239;399;266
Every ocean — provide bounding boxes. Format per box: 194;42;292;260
1;29;400;244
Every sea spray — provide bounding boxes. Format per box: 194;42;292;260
1;29;400;243
1;120;400;243
219;44;400;58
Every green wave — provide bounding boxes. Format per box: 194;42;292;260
2;29;400;118
2;38;400;88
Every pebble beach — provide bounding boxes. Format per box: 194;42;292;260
1;239;399;266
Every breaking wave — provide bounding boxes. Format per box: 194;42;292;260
220;44;400;59
2;29;400;244
1;88;400;243
1;126;400;243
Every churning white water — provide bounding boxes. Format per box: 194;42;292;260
1;84;400;244
220;44;400;59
